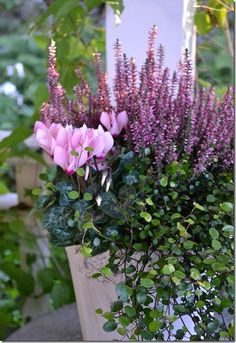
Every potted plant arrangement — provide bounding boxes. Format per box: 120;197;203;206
34;27;234;341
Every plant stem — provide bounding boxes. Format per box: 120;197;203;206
223;17;234;62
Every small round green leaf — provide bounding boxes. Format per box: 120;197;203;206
76;168;85;177
83;192;93;201
140;278;155;288
220;202;233;213
209;228;219;239
222;225;234;233
212;239;222;250
190;268;201;280
162;264;175;275
160;177;168;187
148;320;162;332
103;320;117;332
140;211;152;222
124;306;136;317
68;191;79;200
207;194;216;203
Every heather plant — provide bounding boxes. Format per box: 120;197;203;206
33;27;234;341
39;26;233;175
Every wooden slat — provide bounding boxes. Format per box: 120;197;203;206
66;246;123;341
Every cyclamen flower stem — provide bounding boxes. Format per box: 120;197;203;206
79;175;87;193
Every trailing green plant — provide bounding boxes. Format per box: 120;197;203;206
36;152;234;340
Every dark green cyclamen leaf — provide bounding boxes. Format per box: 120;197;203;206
59;193;72;206
43;206;73;231
54;181;75;206
73;200;89;216
100;192;121;219
123;171;139;185
36;195;51;209
113;151;135;179
43;206;76;246
55;181;73;194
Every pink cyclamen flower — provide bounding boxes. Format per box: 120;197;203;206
34;121;114;175
100;110;128;136
34;121;61;155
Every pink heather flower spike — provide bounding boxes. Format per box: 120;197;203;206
100;110;128;136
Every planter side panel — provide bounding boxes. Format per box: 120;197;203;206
66;246;123;341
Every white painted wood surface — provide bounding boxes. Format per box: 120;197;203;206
66;247;123;341
67;1;196;341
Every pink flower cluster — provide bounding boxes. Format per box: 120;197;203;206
34;121;114;175
34;111;128;175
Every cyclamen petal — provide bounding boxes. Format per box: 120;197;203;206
117;111;128;130
102;132;114;156
54;146;68;170
100;112;111;131
56;126;68;147
100;111;128;136
110;111;120;136
90;135;106;158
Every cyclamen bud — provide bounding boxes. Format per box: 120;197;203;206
85;164;90;181
105;176;112;192
101;170;108;186
96;194;102;206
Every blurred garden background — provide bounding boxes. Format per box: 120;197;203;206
0;0;233;340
